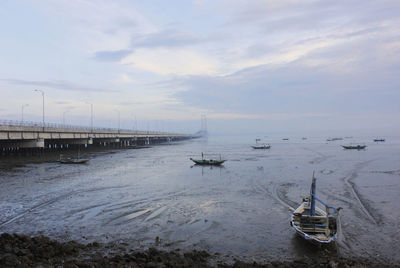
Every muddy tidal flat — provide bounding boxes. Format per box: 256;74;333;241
0;135;399;266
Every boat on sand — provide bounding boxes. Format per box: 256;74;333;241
290;172;341;245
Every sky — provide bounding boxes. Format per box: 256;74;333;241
0;0;399;135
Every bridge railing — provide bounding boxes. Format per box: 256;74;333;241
0;119;185;136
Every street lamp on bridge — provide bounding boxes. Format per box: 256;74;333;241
34;89;45;130
21;104;29;123
115;110;120;134
85;102;93;132
63;110;69;125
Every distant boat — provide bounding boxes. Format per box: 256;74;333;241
190;153;226;166
251;144;271;149
58;153;89;164
327;137;343;141
342;145;366;150
373;138;385;142
282;138;289;141
251;139;270;149
302;137;307;140
290;172;341;245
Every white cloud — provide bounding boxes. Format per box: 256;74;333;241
122;48;220;75
118;74;134;84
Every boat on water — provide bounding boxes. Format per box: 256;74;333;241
58;154;89;164
251;144;271;149
251;139;270;149
342;145;367;149
327;137;343;141
290;172;341;245
373;138;385;142
282;138;289;141
59;158;89;164
190;153;226;166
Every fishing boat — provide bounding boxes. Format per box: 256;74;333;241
190;153;226;166
58;154;89;164
342;145;367;149
327;137;343;141
251;139;271;149
290;172;341;245
251;144;271;149
373;138;385;142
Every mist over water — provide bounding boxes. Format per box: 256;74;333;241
0;135;399;263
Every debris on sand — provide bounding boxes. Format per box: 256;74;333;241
0;233;397;267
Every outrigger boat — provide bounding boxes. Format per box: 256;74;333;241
251;144;271;149
290;172;341;245
342;145;366;149
58;153;89;164
251;139;271;149
327;137;343;141
190;153;226;166
59;158;89;164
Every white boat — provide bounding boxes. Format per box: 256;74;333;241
251;144;271;149
251;138;271;149
290;172;341;245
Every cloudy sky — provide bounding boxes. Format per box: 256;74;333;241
1;0;399;135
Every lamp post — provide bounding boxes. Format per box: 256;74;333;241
63;110;68;125
34;89;44;130
131;114;137;132
116;110;120;134
21;104;29;123
135;115;137;133
86;102;93;132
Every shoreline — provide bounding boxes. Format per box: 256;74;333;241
1;233;398;267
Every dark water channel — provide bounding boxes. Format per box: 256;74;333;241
0;136;399;263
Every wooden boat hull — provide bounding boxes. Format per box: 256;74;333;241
290;202;337;245
190;158;225;166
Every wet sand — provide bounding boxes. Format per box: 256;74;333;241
0;136;399;265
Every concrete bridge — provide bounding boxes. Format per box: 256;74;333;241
0;120;199;154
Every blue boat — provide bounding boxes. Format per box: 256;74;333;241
290;172;341;245
190;153;226;166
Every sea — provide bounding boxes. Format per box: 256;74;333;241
0;135;399;263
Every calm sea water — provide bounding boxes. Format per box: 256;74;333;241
0;135;399;262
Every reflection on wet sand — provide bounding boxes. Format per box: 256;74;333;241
0;136;399;264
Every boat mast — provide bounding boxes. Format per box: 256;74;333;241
310;171;316;216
